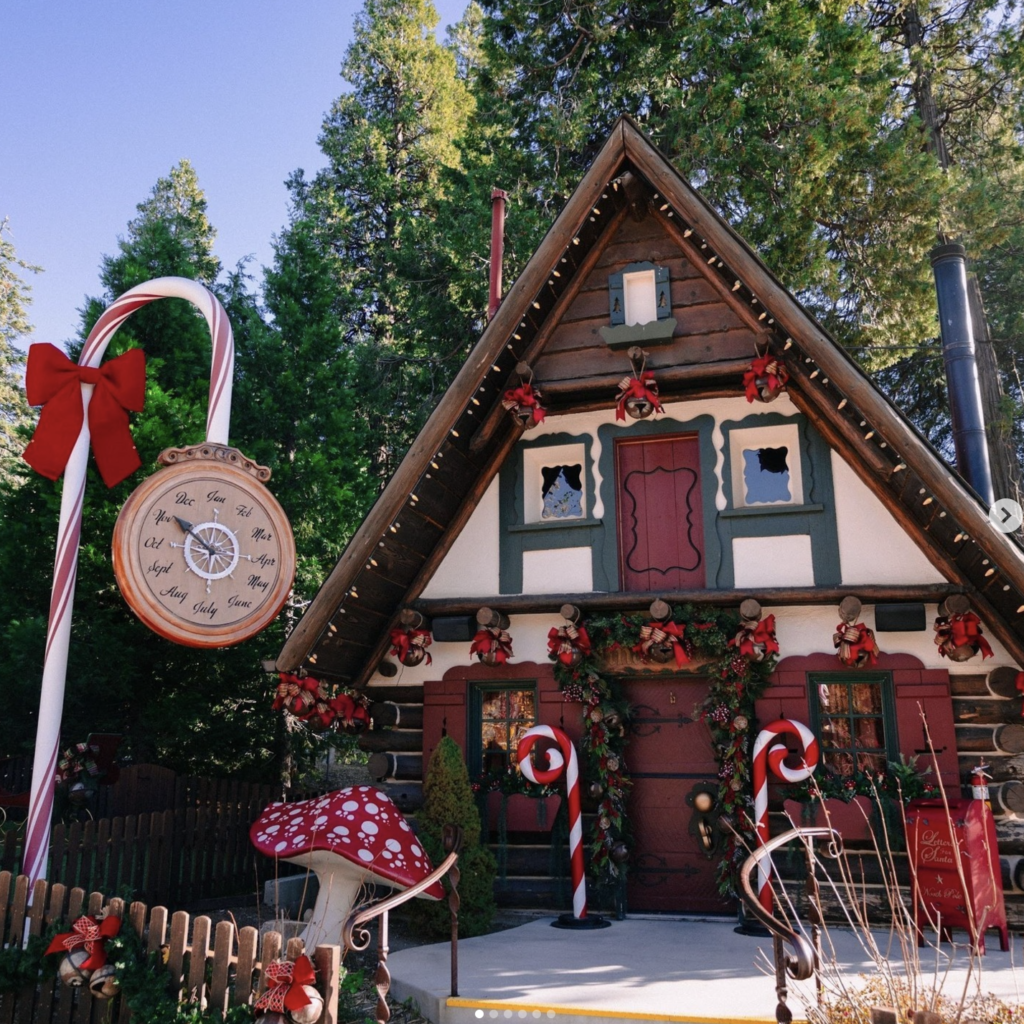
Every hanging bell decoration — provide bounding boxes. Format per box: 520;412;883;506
57;948;93;986
833;596;880;668
254;956;321;1024
88;964;120;999
588;780;604;800
47;913;122;990
728;599;780;665
388;626;433;667
503;363;545;429
933;596;993;662
547;605;592;668
610;841;630;864
633;600;692;667
287;986;325;1024
616;348;663;421
471;608;514;666
743;350;789;403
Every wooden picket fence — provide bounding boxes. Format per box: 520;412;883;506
0;871;342;1024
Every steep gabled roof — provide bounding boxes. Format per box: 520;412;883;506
277;117;1024;679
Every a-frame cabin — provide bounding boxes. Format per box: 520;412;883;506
277;117;1024;922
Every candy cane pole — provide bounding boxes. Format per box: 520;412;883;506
23;278;233;889
517;725;587;919
751;719;819;914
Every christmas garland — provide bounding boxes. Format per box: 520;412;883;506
551;604;777;900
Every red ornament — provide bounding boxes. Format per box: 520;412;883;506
46;915;121;972
23;343;146;488
471;626;514;665
272;673;368;732
633;620;691;667
743;353;789;404
547;623;592;667
728;614;779;663
934;611;994;662
833;621;880;667
615;372;664;421
389;626;433;667
502;383;545;428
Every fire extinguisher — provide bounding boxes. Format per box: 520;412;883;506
971;763;992;805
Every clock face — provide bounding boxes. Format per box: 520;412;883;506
112;451;296;648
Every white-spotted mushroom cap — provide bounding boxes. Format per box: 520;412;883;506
249;786;444;899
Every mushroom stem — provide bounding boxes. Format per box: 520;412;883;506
298;868;366;949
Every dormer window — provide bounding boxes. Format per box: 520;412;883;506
601;262;676;348
729;424;803;508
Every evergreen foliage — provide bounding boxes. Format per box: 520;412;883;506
412;736;497;939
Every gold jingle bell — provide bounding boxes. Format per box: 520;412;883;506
514;404;536;428
588;780;603;800
650;642;675;664
481;650;501;667
754;361;782;403
945;641;978;663
625;396;655;420
288;985;325;1024
610;841;629;864
68;781;89;806
401;645;427;668
88;964;119;999
58;948;93;986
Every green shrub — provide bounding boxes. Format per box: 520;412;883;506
411;736;496;939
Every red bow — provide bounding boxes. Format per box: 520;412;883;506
502;383;546;426
834;621;879;667
254;955;317;1013
743;353;789;403
633;620;690;667
327;691;369;730
273;673;321;716
939;612;994;659
23;343;146;488
46;915;121;972
729;614;779;661
1016;672;1024;717
547;624;592;665
389;627;433;665
616;372;664;421
471;627;514;664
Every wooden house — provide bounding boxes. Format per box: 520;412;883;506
276;118;1024;922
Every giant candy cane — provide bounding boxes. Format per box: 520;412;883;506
517;725;587;919
22;278;233;889
752;719;819;913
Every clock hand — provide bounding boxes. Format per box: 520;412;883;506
173;516;219;557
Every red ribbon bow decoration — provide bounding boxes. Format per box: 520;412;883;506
45;914;122;972
547;623;592;666
272;673;321;716
729;614;780;662
389;627;433;666
743;353;789;404
502;383;546;427
934;611;994;660
471;626;514;665
327;691;370;731
23;343;146;488
615;372;664;421
833;621;879;667
1016;672;1024;717
633;620;691;667
254;955;318;1014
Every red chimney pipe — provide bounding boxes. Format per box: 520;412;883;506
488;188;508;321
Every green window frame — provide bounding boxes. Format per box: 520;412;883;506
468;682;538;778
807;672;899;777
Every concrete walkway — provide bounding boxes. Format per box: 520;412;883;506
388;915;1023;1024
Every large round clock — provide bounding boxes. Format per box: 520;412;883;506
112;443;296;648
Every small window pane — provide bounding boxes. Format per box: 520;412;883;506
851;684;881;714
623;269;658;325
814;675;893;778
742;447;792;504
541;464;583;520
478;687;537;774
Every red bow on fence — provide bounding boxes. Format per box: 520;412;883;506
389;627;433;666
743;354;789;403
45;915;122;971
729;615;779;662
615;372;664;421
471;626;514;664
547;623;592;665
633;620;691;667
23;343;146;488
502;383;546;426
254;955;318;1014
935;611;994;659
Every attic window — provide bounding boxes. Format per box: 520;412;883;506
601;262;676;349
542;464;584;520
523;442;587;523
743;447;791;504
623;269;658;326
729;423;803;508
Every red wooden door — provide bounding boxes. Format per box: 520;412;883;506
625;678;730;914
616;435;705;591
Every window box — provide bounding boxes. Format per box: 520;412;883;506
486;792;562;833
783;796;876;844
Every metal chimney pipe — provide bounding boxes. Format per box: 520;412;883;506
930;242;995;506
488;188;508;321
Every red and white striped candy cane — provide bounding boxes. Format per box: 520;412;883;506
517;725;587;919
23;279;234;890
751;719;819;913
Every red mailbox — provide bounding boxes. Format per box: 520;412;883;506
906;796;1008;953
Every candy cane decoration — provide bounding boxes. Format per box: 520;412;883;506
517;725;587;919
22;278;233;890
752;719;819;913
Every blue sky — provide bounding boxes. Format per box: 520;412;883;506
3;0;467;350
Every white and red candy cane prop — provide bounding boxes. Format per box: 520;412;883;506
751;719;819;913
517;725;587;920
22;278;233;890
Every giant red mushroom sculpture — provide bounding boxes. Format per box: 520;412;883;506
250;786;444;947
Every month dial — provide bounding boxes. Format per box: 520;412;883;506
112;444;296;648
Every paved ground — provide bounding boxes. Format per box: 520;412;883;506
388;915;1024;1024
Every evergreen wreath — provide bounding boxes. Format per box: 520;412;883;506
552;604;777;900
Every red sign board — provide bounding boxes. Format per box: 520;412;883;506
905;797;1008;953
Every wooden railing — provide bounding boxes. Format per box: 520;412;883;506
0;870;342;1023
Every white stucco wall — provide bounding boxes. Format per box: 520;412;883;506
733;535;815;588
522;546;593;593
831;452;945;586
